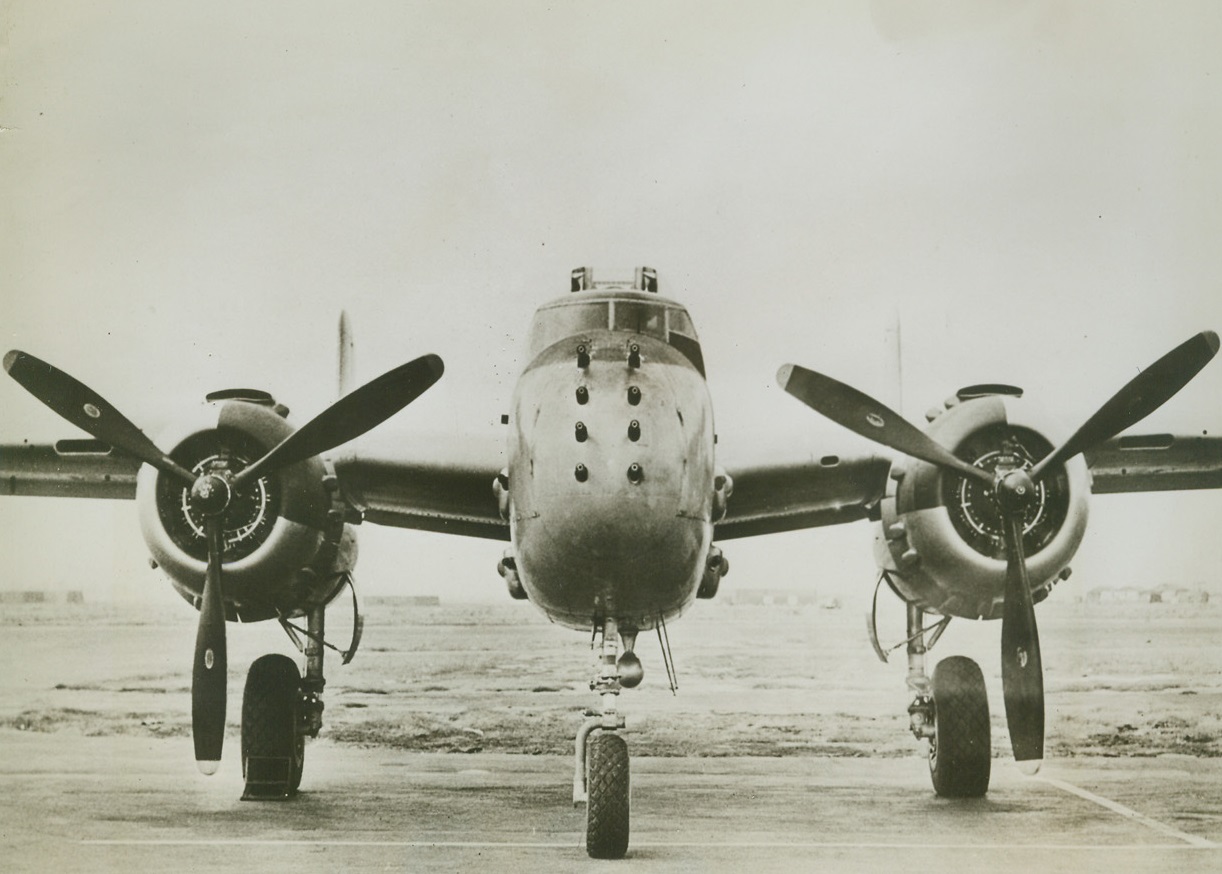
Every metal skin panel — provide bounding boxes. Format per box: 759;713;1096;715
332;431;508;540
136;400;351;622
1084;434;1222;493
509;327;715;631
876;395;1090;621
713;452;891;539
0;441;140;498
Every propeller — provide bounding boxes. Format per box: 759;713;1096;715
233;355;443;490
192;516;227;773
1028;330;1219;482
5;348;445;772
779;330;1218;771
996;475;1044;772
3;351;197;486
776;364;993;486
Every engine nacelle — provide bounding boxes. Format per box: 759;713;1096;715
874;387;1089;620
137;393;357;622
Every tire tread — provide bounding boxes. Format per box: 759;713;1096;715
241;654;303;795
586;732;630;859
930;655;991;798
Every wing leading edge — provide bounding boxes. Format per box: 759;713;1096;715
715;450;891;540
331;431;509;541
1;440;140;499
1082;433;1222;493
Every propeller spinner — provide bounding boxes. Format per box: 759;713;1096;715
4;349;444;773
779;330;1218;771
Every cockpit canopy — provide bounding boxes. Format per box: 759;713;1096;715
527;269;704;374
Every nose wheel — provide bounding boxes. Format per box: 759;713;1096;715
574;618;632;859
585;731;630;858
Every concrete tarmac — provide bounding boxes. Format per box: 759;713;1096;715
1;730;1219;873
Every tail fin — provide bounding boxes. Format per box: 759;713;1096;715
882;309;904;416
338;311;356;398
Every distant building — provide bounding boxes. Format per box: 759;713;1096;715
1151;588;1209;605
0;590;85;604
724;588;819;607
366;595;441;608
1085;586;1209;605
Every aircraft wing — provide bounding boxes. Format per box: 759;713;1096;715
0;440;141;499
714;445;892;540
5;430;1216;540
1082;433;1222;493
714;431;1222;541
0;430;510;541
330;430;509;541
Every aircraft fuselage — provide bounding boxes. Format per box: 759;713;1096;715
507;283;715;631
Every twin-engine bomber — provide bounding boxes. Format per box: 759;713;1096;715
2;266;1220;858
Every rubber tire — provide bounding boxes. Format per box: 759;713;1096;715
241;654;305;795
585;732;630;859
929;656;991;798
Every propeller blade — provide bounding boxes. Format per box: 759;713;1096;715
3;349;196;486
778;363;993;486
1029;330;1219;482
233;354;444;490
191;517;228;774
998;511;1044;773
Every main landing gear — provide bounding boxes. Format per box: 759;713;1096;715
875;592;991;798
574;618;634;859
240;575;363;800
241;653;306;798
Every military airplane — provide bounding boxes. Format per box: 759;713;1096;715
2;266;1220;859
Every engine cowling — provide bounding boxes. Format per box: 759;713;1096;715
874;386;1090;620
137;393;357;622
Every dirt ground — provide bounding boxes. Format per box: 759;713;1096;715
1;592;1218;764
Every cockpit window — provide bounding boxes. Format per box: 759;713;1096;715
666;305;705;376
611;301;666;339
668;308;695;338
527;297;704;376
528;302;608;354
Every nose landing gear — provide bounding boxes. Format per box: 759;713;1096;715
574;618;632;859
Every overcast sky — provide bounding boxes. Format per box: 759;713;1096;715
1;2;1219;604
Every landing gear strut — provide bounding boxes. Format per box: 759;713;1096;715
574;617;631;859
900;603;990;798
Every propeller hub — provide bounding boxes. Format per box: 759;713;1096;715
995;468;1036;515
190;473;232;517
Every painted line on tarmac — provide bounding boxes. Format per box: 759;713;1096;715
1038;775;1216;848
80;839;1219;851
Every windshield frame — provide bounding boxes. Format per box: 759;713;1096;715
526;293;700;360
